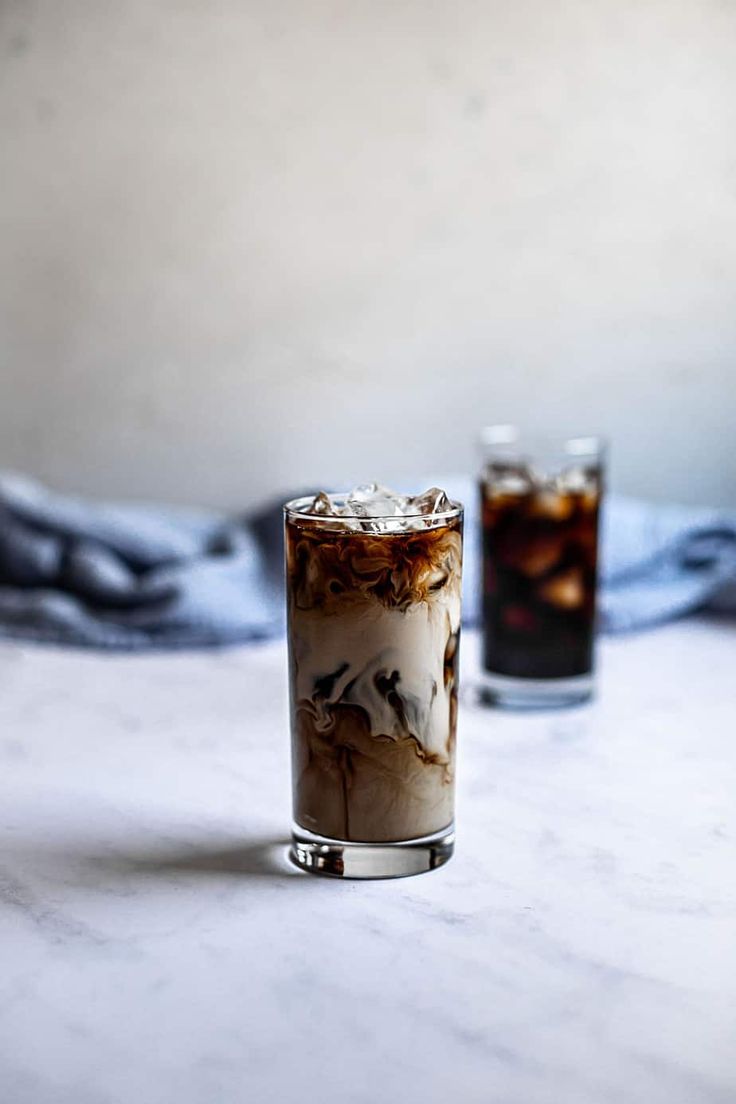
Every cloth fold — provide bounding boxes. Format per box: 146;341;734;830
0;472;734;649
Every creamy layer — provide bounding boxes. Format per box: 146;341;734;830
293;600;459;757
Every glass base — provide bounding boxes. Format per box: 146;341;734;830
478;670;594;709
290;823;454;880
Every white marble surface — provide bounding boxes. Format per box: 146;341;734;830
1;620;735;1104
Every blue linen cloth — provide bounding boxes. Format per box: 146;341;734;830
0;472;734;649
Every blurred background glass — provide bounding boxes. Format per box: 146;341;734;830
478;427;605;708
1;1;735;509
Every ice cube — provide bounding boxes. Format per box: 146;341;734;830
581;489;600;513
556;465;598;495
538;568;585;609
513;536;565;578
529;490;574;521
404;487;451;516
310;492;337;516
483;463;535;497
303;483;455;528
345;483;408;518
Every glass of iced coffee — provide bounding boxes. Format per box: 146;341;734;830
284;484;463;878
479;427;605;708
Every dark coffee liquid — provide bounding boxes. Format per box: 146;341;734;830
480;470;601;679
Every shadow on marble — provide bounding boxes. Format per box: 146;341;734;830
3;836;310;886
84;837;299;881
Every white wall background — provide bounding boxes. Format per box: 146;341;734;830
1;0;735;510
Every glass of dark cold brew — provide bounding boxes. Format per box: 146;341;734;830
479;427;605;708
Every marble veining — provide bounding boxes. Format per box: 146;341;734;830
0;621;735;1104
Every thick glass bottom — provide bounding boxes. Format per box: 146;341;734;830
479;669;594;709
290;823;454;879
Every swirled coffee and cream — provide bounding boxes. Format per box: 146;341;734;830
285;485;463;844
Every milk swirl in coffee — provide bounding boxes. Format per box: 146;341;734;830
285;485;463;844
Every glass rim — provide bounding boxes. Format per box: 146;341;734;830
283;493;464;524
479;425;607;460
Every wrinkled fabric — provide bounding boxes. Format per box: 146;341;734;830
0;472;734;649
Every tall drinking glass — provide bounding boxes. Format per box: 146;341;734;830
479;427;605;708
285;488;463;878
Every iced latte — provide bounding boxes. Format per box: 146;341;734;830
285;485;463;878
